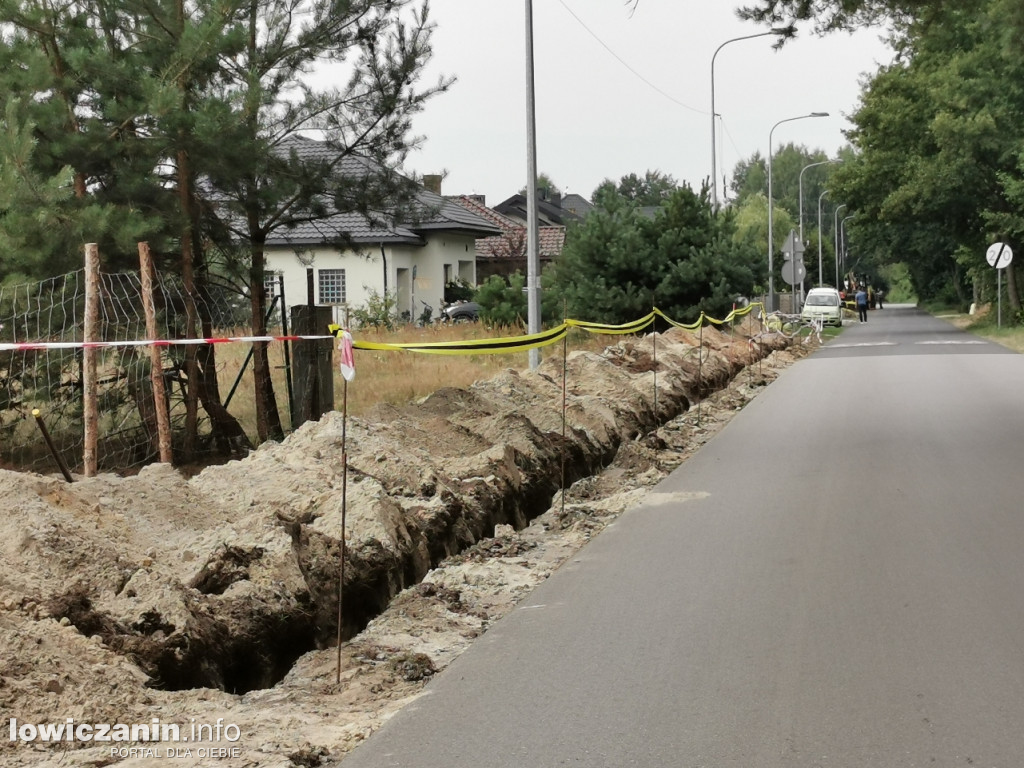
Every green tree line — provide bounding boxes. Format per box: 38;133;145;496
739;0;1024;314
0;0;445;454
476;173;762;328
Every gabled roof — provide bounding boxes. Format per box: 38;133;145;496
560;193;595;218
264;136;501;247
452;196;565;260
493;193;582;226
538;226;566;258
454;195;522;236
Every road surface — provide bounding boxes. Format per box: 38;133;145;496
342;305;1024;767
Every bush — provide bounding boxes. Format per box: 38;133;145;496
549;185;761;325
444;278;474;303
351;289;398;330
474;273;526;327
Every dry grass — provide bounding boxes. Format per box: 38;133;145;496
343;323;613;415
965;325;1024;354
939;305;1024;354
213;323;613;439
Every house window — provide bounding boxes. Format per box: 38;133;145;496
264;272;283;299
318;269;346;305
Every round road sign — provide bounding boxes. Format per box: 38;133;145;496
986;242;1013;268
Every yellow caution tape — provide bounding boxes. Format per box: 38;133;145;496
338;302;767;357
653;307;702;331
566;312;657;335
353;323;570;355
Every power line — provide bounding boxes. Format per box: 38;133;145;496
556;0;705;115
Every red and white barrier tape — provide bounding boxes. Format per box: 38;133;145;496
0;335;334;352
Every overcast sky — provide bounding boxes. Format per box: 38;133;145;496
404;1;894;206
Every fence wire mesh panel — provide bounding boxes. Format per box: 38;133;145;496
0;270;277;475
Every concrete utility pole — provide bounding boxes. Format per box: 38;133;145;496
525;0;541;370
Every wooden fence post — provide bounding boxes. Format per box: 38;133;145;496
289;304;335;430
139;242;173;463
83;243;100;476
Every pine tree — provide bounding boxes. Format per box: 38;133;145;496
552;181;761;324
0;0;447;451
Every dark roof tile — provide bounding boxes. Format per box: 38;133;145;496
265;137;500;246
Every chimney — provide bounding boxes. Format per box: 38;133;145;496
423;174;442;195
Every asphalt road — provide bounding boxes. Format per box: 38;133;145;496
342;305;1024;768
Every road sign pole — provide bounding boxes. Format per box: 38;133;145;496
986;242;1014;329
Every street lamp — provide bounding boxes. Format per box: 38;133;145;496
817;190;828;287
710;29;786;212
833;203;847;288
524;0;541;369
841;214;855;278
798;160;839;248
798;159;840;297
767;112;829;310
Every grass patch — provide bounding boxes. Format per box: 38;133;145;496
932;305;1024;353
960;321;1024;354
213;323;614;441
339;323;612;416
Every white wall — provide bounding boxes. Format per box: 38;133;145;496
265;233;478;326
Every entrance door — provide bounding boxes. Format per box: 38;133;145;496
396;268;412;322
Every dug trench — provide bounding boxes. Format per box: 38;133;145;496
0;323;807;765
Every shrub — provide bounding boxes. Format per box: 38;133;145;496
351;289;398;330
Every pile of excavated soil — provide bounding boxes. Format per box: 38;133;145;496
1;325;814;767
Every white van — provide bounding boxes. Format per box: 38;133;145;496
801;287;843;327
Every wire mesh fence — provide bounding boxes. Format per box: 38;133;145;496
0;269;273;475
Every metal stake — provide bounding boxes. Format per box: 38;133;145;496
32;409;73;482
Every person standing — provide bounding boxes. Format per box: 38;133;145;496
855;286;869;323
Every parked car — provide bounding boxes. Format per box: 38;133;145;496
441;301;480;323
801;287;843;327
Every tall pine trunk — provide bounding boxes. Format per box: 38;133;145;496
248;230;284;443
177;147;201;461
195;230;252;455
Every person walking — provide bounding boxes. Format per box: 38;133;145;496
855;286;869;323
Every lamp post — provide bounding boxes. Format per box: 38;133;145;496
798;160;839;248
833;203;847;289
710;29;785;212
524;0;541;369
798;159;839;298
767;112;829;310
817;190;828;287
841;214;855;279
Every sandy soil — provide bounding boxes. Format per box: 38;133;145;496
0;324;813;767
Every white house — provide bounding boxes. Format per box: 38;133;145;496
263;138;500;325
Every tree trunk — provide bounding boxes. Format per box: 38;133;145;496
249;232;284;443
194;362;253;455
192;199;251;455
1006;262;1021;315
177;147;201;462
126;349;161;462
